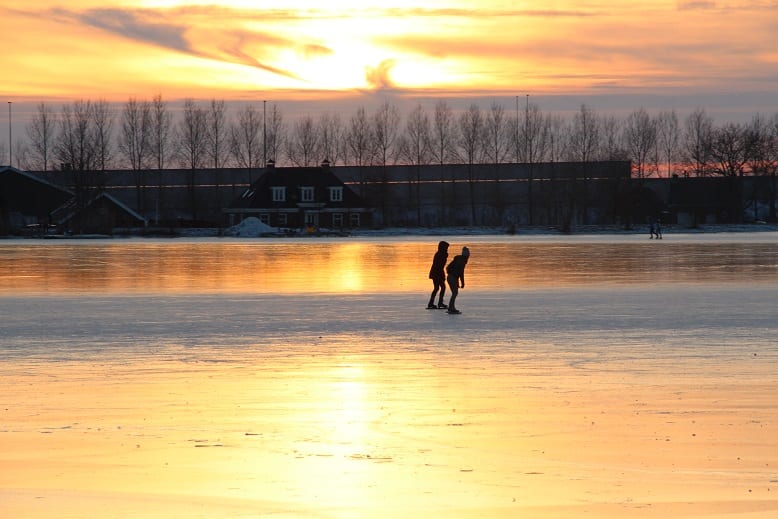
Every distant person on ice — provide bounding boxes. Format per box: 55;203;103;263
446;246;470;314
427;240;450;309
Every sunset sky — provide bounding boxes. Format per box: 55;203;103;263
2;0;777;125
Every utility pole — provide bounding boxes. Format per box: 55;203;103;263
526;94;533;225
263;100;267;167
7;102;11;167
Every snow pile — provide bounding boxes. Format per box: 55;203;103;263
224;217;276;237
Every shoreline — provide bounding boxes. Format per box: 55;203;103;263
6;222;778;240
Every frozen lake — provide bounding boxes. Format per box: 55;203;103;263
2;233;778;518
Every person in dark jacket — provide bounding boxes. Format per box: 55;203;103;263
427;240;450;309
446;246;469;314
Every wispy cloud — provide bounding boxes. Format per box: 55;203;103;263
56;7;192;54
677;1;717;10
365;59;397;90
43;6;307;79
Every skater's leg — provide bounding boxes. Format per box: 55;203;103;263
437;281;448;308
447;279;458;311
428;279;440;308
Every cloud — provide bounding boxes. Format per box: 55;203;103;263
365;60;397;90
380;7;598;19
45;6;302;79
50;7;192;54
677;1;717;10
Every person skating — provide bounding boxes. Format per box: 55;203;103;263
445;246;469;314
427;240;449;309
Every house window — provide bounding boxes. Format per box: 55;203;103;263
305;213;318;227
259;214;270;225
332;213;344;228
277;213;287;226
350;213;361;228
329;186;343;202
271;186;286;202
300;186;314;202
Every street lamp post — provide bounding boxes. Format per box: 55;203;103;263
263;100;267;168
7;102;11;167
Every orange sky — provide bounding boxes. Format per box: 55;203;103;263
1;0;777;122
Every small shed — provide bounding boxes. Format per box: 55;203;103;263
0;166;73;234
51;191;147;235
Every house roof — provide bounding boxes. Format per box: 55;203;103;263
51;191;147;225
227;164;369;211
0;166;73;216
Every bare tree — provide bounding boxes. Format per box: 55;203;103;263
431;100;456;165
561;104;601;228
567;104;600;164
317;112;343;165
149;94;174;224
119;98;152;170
545;113;567;162
518;103;553;225
682;108;714;177
179;99;208;169
373;100;401;166
178;99;208;219
151;94;174;171
54;100;101;232
264;103;284;165
230;104;262;183
456;104;485;165
744;114;778;221
207;99;228;169
55;100;96;173
399;104;432;166
286;115;319;167
118;97;152;211
92;99;114;172
623;108;657;178
599;115;627;162
520;103;550;163
398;104;432;224
483;101;510;164
656;109;680;177
26;102;56;171
457;104;485;224
710;121;749;222
711;122;748;177
345;106;373;167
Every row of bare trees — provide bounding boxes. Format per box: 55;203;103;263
12;97;778;181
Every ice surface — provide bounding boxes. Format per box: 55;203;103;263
2;233;778;518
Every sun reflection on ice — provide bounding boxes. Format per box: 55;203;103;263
325;365;372;457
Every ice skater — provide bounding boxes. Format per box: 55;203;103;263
655;218;663;239
446;246;470;314
427;240;449;309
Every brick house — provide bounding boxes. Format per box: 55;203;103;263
224;161;372;231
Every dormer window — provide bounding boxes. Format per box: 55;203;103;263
329;186;343;202
300;186;314;202
271;186;286;202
